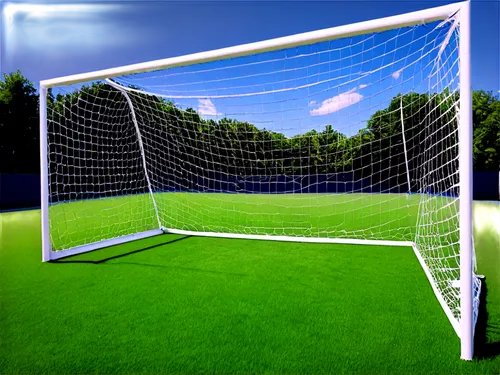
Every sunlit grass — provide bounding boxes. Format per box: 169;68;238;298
0;198;498;374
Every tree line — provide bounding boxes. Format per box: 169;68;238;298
1;71;498;197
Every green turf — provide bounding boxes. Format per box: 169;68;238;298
48;193;426;251
0;197;499;374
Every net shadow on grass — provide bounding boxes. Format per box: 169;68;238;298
474;277;500;360
52;235;191;264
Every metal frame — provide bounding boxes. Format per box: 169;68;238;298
39;1;474;360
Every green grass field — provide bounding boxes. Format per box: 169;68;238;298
1;194;499;374
48;193;430;252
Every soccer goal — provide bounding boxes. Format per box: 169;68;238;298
40;1;480;360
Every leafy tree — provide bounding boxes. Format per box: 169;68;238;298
2;70;498;199
472;90;500;171
0;70;39;173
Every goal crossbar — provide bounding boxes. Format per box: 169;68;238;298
40;2;464;89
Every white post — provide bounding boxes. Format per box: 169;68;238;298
400;95;411;193
458;0;473;361
105;79;162;230
40;86;52;262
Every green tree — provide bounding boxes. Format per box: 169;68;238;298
472;90;500;171
0;70;39;173
3;69;499;192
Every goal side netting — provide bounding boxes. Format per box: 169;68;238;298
40;2;480;359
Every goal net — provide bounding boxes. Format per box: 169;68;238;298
40;2;480;359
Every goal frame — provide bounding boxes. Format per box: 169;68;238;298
39;1;474;360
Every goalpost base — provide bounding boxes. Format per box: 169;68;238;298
46;228;164;261
46;228;414;261
163;228;415;247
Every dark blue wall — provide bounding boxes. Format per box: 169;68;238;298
1;172;498;211
189;173;407;195
473;172;500;201
1;174;41;211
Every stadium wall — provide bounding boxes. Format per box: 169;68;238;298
1;172;499;211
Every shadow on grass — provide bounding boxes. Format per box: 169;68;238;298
52;235;191;264
474;277;500;360
110;260;249;277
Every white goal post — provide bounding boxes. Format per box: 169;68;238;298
39;1;479;360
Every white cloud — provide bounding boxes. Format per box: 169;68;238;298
392;69;403;79
358;84;368;89
308;100;317;106
198;99;222;116
310;88;363;116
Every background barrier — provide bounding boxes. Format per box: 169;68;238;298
1;172;498;211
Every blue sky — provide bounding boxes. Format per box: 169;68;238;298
0;0;498;136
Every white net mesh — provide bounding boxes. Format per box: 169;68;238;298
45;14;480;333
